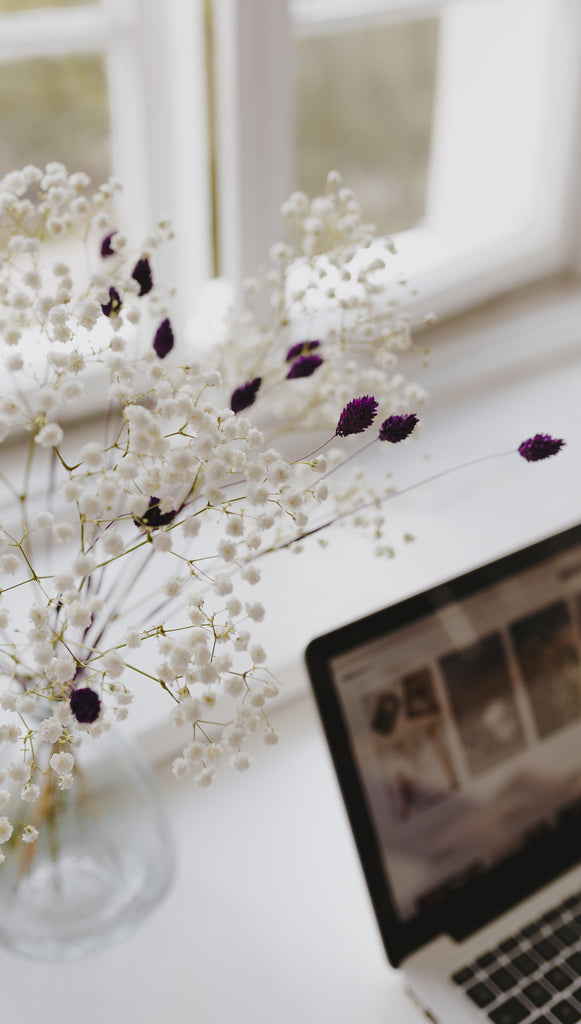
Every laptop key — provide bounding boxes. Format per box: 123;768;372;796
522;981;552;1007
566;952;581;975
551;1000;581;1024
451;966;474;985
467;982;496;1008
556;925;580;947
489;967;519;993
499;937;520;954
532;937;560;962
477;952;497;969
545;966;575;991
488;995;530;1024
511;952;539;977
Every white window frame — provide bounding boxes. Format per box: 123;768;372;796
212;0;581;341
0;0;214;329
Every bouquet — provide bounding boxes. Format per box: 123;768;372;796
0;163;563;858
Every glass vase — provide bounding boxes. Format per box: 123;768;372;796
0;724;174;960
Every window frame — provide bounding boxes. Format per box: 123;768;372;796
0;0;214;329
212;0;581;350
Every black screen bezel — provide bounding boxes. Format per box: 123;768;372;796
305;523;581;967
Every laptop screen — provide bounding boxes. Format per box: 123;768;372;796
306;525;581;966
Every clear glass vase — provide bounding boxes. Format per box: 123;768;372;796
0;725;174;960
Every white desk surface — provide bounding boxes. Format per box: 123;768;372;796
0;691;424;1024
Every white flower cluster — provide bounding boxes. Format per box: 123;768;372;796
0;165;425;858
215;176;428;435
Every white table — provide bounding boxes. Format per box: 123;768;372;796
0;691;424;1024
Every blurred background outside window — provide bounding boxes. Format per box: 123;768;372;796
0;0;111;185
293;16;438;237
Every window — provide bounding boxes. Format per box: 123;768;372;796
0;0;213;325
3;1;580;340
213;0;581;332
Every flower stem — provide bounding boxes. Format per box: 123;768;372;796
259;448;514;555
293;434;335;463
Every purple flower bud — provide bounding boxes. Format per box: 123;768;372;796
153;318;174;358
134;496;178;530
70;687;101;724
101;286;122;318
285;340;320;362
518;434;565;462
230;377;262;413
131;257;153;296
286;354;323;379
378;413;419;443
100;232;117;258
335;395;378;437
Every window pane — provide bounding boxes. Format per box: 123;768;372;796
0;0;90;11
0;54;111;182
293;18;439;234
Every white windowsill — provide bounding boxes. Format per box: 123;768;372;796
136;275;581;761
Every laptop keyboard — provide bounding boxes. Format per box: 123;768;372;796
451;891;581;1024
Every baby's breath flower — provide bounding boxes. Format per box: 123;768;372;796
0;818;13;843
241;565;260;585
38;717;63;743
50;751;75;776
21;786;41;804
0;162;556;857
246;601;265;623
35;422;64;447
231;751;251;772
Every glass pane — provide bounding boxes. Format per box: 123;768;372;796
293;18;439;234
0;54;111;183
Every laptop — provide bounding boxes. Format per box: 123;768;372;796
306;523;581;1024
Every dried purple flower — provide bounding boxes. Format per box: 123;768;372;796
518;434;565;462
70;687;101;724
286;354;323;379
378;413;419;443
230;377;262;413
335;395;379;437
153;318;174;358
131;256;153;296
101;286;122;318
134;496;178;530
285;340;320;362
100;231;117;257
